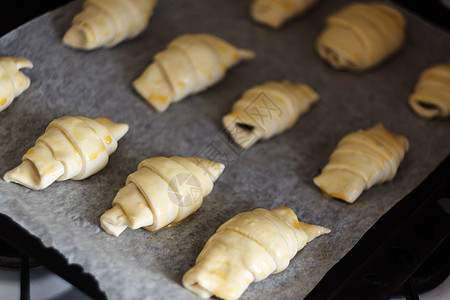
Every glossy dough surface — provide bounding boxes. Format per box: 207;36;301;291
3;116;128;190
133;34;255;112
100;156;225;237
409;63;450;119
0;57;33;113
183;206;330;300
63;0;157;50
316;2;405;71
250;0;318;28
222;80;319;149
313;124;409;203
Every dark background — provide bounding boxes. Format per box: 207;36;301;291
1;0;72;37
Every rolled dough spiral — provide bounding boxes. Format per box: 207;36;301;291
63;0;157;50
101;156;225;237
316;2;405;71
409;63;450;119
250;0;319;28
4;116;129;190
133;34;255;112
222;80;319;149
183;206;330;300
313;124;409;203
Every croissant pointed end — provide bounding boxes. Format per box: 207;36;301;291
250;4;284;28
298;222;331;242
183;260;250;300
271;207;331;241
63;26;94;50
11;57;33;69
182;272;214;299
3;160;55;190
186;158;225;182
95;118;129;140
294;83;320;103
237;49;256;61
100;205;129;237
205;161;225;182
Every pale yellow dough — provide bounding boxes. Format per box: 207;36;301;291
100;156;225;237
133;34;255;112
222;80;319;149
316;2;405;71
313;124;409;203
409;63;450;119
63;0;157;50
182;206;330;300
250;0;319;28
0;57;33;113
3;116;128;190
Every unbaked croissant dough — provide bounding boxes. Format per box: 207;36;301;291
250;0;319;28
183;206;330;300
133;34;255;112
0;57;33;113
63;0;157;50
222;80;318;149
100;156;225;237
316;2;405;71
3;116;128;190
313;124;409;203
409;64;450;119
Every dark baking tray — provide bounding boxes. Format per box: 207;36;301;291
1;1;449;299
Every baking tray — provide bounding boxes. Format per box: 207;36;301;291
1;0;450;299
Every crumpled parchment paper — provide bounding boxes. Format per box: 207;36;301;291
0;0;449;299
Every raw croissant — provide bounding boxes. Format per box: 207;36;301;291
316;2;405;71
183;206;330;300
63;0;157;50
100;156;225;237
133;34;255;112
222;80;319;149
0;57;33;113
313;124;409;203
250;0;319;28
3;116;128;190
409;64;450;119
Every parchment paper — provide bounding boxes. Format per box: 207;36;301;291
0;0;449;299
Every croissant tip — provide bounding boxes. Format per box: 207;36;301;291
63;26;93;50
298;221;331;242
112;123;129;140
292;82;320;103
95;117;129;140
238;49;256;60
250;3;284;29
182;272;214;299
100;205;129;237
3;160;51;190
210;162;225;181
8;56;33;69
189;157;225;182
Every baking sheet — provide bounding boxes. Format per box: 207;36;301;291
0;0;449;299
